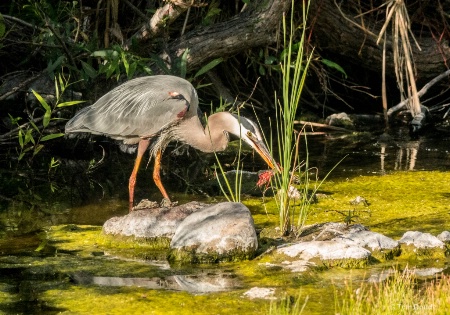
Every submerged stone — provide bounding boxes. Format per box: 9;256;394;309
242;287;276;300
168;202;258;264
102;201;207;240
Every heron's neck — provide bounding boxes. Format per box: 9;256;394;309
177;114;228;153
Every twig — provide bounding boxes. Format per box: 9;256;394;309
3;15;46;32
387;69;450;116
122;0;148;21
0;71;47;101
294;120;353;132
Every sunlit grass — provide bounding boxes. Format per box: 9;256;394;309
336;267;450;315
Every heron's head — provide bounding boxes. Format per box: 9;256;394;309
209;112;279;171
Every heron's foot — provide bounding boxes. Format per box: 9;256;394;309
160;198;177;208
132;199;159;211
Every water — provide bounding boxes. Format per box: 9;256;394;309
1;129;450;314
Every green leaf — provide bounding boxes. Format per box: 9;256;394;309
31;90;51;112
47;56;65;74
57;100;85;108
0;13;5;39
321;58;347;78
194;57;224;78
18;129;24;148
179;48;189;79
41;133;64;141
33;144;44;156
43;110;51;128
25;129;35;145
29;120;39;132
81;61;97;79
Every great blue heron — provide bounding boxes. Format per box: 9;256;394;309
65;75;277;211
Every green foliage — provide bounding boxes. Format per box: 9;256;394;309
12;74;83;162
321;58;347;78
90;46;152;81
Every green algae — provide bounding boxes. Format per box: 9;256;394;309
1;170;450;315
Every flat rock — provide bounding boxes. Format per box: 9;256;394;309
398;231;445;249
242;287;276;300
277;240;370;262
102;201;207;238
333;230;399;251
169;202;258;263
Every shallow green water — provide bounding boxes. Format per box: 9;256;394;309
1;132;450;314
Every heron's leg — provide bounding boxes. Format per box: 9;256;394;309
129;139;150;212
153;148;171;204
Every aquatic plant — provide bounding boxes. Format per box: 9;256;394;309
270;0;314;236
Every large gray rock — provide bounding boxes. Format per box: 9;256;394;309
102;201;207;239
169;202;258;263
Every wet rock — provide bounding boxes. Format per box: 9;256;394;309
242;287;276;300
298;222;367;242
437;231;450;243
325;112;354;128
399;231;445;249
333;229;400;261
102;201;207;241
398;231;446;259
168;202;258;264
277;240;371;268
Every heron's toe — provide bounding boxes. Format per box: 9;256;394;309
160;198;177;208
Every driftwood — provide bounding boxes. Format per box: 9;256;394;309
387;69;450;116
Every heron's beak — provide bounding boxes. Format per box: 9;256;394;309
246;135;280;173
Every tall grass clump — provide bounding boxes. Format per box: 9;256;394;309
336;267;450;315
272;0;314;235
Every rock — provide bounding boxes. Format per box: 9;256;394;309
277;240;371;268
242;287;276;300
398;231;446;259
298;222;368;242
333;230;400;261
168;202;258;264
102;201;207;241
437;231;450;243
398;231;445;249
325;112;354;128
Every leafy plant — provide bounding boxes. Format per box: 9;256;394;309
10;74;84;162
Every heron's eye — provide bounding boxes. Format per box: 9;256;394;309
247;131;253;137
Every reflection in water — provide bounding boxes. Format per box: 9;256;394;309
71;271;240;293
380;140;421;172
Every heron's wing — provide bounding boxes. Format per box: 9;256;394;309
65;76;197;140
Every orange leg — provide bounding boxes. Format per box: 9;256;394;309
153;148;171;203
128;139;150;212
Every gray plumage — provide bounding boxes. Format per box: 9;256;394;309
65;75;276;210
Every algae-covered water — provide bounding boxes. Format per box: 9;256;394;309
1;131;450;314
